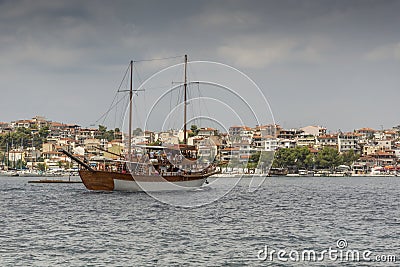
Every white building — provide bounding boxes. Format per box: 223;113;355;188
197;138;218;163
278;139;296;149
300;125;327;137
253;135;278;151
296;134;317;147
338;133;359;153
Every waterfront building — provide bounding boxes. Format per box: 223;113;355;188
187;136;203;146
177;129;192;142
229;126;245;136
363;145;381;156
392;143;400;159
237;142;254;163
0;122;11;133
143;131;155;144
72;146;85;156
42;151;72;170
57;138;77;152
353;156;376;174
24;147;41;165
277;128;303;140
228;126;253;143
162;135;180;145
83;138;101;155
11;120;33;129
197;138;218;163
373;131;386;140
278;138;296;149
42;143;56;153
8;149;25;163
355;127;376;139
1;115;399;174
296;134;317;147
361;139;393;156
220;147;237;162
104;140;124;160
255;124;281;138
10;116;51;130
42;150;63;161
197;127;218;137
370;151;397;166
132;135;148;145
300;125;327;137
317;134;338;148
158;131;173;143
383;130;397;140
376;139;393;150
74;128;98;146
253;134;278;151
338;132;360;153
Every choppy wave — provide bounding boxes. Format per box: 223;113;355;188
0;176;399;266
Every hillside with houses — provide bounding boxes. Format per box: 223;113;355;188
0;116;399;176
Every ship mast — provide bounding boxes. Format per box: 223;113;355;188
183;55;188;146
128;60;133;160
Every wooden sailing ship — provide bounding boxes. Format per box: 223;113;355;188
61;55;219;192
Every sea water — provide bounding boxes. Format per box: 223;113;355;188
0;176;399;266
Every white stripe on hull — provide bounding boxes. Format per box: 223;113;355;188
113;178;207;192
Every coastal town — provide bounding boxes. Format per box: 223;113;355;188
0;115;399;177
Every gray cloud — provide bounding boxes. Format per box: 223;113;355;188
0;0;399;131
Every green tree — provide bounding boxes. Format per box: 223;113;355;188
315;147;342;170
104;130;115;142
97;125;118;142
247;151;260;169
32;134;44;149
132;128;143;136
272;147;310;170
36;163;46;171
148;140;162;146
340;149;359;166
189;125;199;137
38;126;50;139
304;153;316;170
293;146;311;169
98;125;107;134
252;150;274;173
272;148;292;168
250;151;260;163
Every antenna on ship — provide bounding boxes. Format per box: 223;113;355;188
128;60;133;161
183;54;188;146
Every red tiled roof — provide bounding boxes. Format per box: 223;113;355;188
51;122;65;127
357;127;376;132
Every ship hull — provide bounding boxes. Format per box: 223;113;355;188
78;170;213;192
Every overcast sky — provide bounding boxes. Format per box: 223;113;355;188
0;0;399;132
